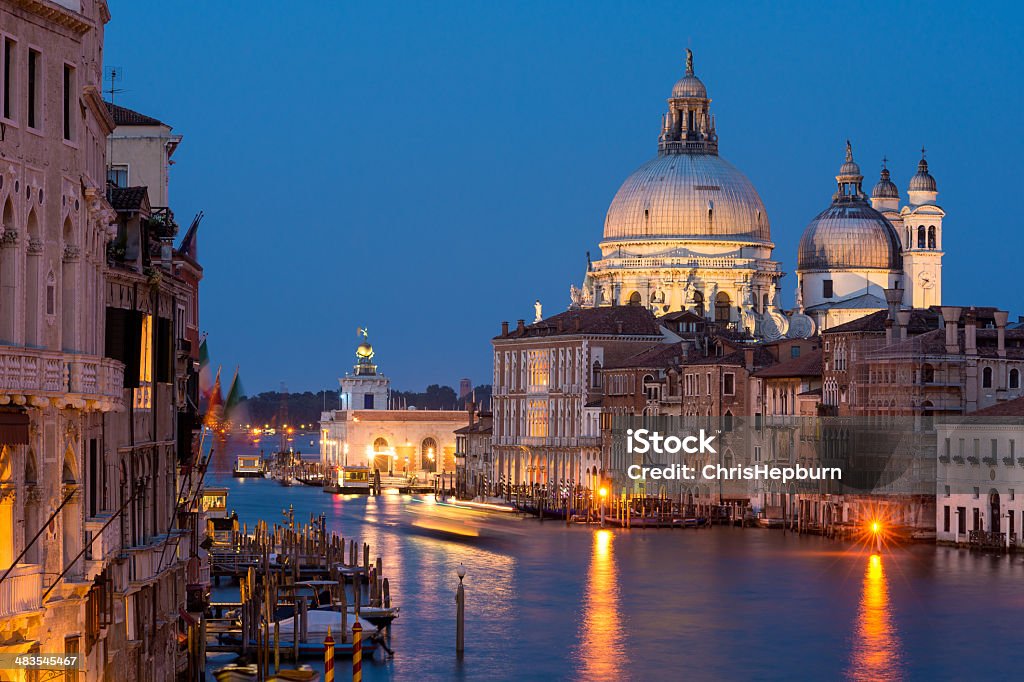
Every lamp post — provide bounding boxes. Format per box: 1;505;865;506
599;486;608;528
954;508;962;546
455;563;466;657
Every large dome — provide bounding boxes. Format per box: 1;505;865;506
602;153;771;243
797;203;902;271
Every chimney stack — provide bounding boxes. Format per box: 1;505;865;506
616;321;623;334
896;311;911;341
994;310;1009;358
964;308;977;356
885;318;894;344
516;319;525;333
575;317;582;332
501;321;509;336
467;399;476;427
744;347;754;372
941;306;962;354
884;288;903;321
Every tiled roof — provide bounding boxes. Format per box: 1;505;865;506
605;342;684;370
686;345;775;369
754;349;823;378
105;101;164;126
454;415;493;435
823;309;940;335
970;395;1024;416
496;306;662;340
107;185;149;211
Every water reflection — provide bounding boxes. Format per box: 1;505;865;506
847;554;902;681
576;530;628;681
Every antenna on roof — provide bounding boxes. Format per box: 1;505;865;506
104;66;126;103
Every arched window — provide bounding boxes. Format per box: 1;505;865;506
0;198;16;342
627;291;641;306
25;209;42;346
917;226;926;248
927;225;936;249
906;226;912;249
982;367;993;388
692;290;705;316
373;437;389;452
761;293;769;314
921;363;935;384
592;360;602;389
1011;369;1020;389
715;292;731;323
61;217;77;352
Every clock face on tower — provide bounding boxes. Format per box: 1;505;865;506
918;271;934;288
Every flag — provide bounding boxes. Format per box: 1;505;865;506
203;367;223;428
198;337;212;397
224;368;244;420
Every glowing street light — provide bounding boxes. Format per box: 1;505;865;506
599;486;608;528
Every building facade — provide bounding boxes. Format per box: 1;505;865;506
320;335;464;475
491;307;669;493
0;2;205;677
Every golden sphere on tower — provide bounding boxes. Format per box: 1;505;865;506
356;342;374;360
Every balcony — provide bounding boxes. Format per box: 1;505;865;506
0;564;43;618
127;541;168;585
85;514;122;578
0;346;124;411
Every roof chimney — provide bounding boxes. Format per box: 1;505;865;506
467;399;476;427
941;306;962;354
744;347;754;372
516;319;525;333
501;321;509;337
616;321;624;334
885;318;894;345
964;308;977;356
575;317;582;332
883;288;902;321
896;311;911;341
994;310;1009;358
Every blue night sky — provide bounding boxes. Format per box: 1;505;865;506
105;1;1024;394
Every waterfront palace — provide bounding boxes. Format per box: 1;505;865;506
0;1;209;679
319;333;465;477
476;52;1024;546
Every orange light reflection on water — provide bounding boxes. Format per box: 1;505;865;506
847;554;902;681
577;530;627;681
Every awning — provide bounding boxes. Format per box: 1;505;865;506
0;411;29;445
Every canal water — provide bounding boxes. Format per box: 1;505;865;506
203;439;1024;680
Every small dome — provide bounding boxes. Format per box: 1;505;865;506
837;140;860;178
798;203;903;271
672;75;707;99
671;48;707;99
871;167;899;199
909;157;936;192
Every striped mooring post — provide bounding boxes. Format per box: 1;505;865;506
324;627;335;682
352;621;363;682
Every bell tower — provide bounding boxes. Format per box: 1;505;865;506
900;150;944;308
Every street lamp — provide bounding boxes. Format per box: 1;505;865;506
599;486;608;528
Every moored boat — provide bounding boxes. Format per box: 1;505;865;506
233;455;265;478
323;465;372;494
214;663;257;682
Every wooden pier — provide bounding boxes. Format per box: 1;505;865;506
200;508;397;679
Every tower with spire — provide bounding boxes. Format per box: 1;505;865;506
898;149;945;308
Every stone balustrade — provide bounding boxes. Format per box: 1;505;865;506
0;345;124;411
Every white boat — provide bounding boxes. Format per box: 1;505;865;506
214;663;257;682
275;609;380;638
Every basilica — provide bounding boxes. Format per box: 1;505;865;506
573;50;944;334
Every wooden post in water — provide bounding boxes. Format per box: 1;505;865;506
274;620;280;673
